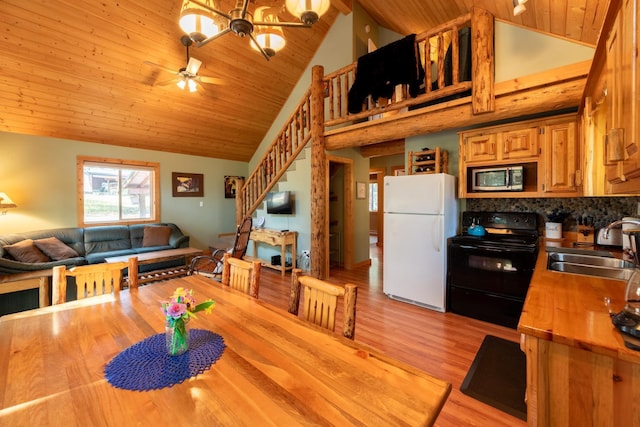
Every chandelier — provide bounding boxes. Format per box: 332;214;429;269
179;0;330;60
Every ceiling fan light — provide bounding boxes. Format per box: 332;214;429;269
285;0;330;25
177;79;187;90
179;0;220;42
187;79;197;92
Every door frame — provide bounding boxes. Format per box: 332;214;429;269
326;155;354;273
369;168;385;246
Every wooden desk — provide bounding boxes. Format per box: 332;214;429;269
249;228;297;276
105;247;202;287
0;275;451;426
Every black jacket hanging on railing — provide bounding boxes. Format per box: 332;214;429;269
347;34;424;114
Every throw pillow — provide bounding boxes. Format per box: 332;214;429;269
142;226;172;247
34;237;79;261
3;239;51;263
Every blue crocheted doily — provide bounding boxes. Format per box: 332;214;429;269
104;329;225;391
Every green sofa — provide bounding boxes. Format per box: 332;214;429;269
0;223;189;275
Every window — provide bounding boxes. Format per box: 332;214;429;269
368;182;378;212
77;156;160;226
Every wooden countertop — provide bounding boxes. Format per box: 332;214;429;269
518;244;640;364
0;275;451;425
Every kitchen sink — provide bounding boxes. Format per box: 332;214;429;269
547;251;637;281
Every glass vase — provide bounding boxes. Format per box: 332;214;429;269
165;318;190;356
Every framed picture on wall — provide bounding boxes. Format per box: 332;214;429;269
172;172;203;197
224;176;244;198
356;181;367;199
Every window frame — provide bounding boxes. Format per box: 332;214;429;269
77;156;160;227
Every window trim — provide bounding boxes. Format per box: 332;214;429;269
77;156;160;227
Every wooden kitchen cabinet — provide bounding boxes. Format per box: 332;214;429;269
522;334;640;426
605;0;640;192
542;121;580;194
458;114;580;198
462;126;538;165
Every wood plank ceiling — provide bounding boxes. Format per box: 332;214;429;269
0;0;609;161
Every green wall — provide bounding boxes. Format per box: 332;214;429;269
0;132;247;249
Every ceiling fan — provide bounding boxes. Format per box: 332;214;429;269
144;35;223;92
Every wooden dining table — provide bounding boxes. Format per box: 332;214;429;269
0;274;451;426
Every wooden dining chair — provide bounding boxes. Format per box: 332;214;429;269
221;253;262;298
51;261;129;304
288;268;358;339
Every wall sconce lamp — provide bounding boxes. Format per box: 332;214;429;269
0;192;17;215
513;0;528;16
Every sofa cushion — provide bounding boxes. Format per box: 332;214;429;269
142;226;172;247
34;237;80;261
85;249;138;265
84;226;131;255
3;239;50;263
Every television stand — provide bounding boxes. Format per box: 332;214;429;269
248;229;297;276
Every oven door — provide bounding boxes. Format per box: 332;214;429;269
447;242;537;299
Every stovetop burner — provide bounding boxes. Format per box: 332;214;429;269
452;211;540;250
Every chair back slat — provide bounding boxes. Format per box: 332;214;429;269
221;253;261;298
289;269;357;339
52;261;129;304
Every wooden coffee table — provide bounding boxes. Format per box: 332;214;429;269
105;247;202;287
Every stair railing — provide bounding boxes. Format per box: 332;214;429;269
236;89;313;221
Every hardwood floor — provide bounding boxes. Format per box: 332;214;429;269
258;243;526;427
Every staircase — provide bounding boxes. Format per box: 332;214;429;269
235;88;313;223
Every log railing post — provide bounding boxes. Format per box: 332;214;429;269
310;65;327;279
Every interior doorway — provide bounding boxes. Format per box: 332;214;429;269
327;156;354;274
369;168;385;247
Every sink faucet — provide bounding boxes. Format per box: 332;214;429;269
602;219;640;238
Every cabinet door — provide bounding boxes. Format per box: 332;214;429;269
502;127;539;160
463;133;497;163
621;0;640;180
543;121;579;194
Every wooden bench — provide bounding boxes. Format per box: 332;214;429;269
0;271;51;308
104;247;202;287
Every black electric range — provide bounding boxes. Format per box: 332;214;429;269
447;211;540;328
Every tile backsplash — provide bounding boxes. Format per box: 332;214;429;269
466;197;640;231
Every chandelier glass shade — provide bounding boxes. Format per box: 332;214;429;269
178;0;329;60
285;0;330;25
179;0;221;42
251;7;286;57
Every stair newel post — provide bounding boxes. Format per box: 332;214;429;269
235;177;245;225
310;65;327;279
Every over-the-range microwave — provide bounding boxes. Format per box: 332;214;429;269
471;165;524;191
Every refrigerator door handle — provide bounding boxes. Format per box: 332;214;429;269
432;216;442;252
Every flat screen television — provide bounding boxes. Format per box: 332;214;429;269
266;191;293;214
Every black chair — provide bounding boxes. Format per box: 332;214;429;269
188;217;253;280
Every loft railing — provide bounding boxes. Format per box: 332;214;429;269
237;13;476;221
324;13;472;127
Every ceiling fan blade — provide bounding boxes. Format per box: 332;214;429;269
198;76;225;85
143;61;178;75
155;77;181;87
186;57;202;75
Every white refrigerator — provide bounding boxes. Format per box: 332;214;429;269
383;173;457;312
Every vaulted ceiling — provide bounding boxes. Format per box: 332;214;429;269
0;1;609;162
